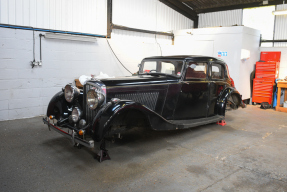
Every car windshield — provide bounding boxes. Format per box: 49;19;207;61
140;60;184;77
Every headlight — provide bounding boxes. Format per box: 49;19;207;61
87;89;105;110
71;107;82;122
64;84;80;103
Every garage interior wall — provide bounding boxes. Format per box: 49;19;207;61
198;9;243;28
0;0;107;35
0;27;130;121
113;0;193;31
0;0;193;121
110;0;193;73
198;4;287;79
274;4;287;47
260;4;287;79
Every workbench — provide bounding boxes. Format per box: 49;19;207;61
276;81;287;113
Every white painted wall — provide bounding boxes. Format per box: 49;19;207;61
198;9;243;28
109;29;173;73
0;0;107;35
0;0;195;121
113;0;193;32
274;4;287;47
0;27;130;121
0;28;177;121
108;0;194;74
173;26;261;100
260;47;287;79
0;0;193;35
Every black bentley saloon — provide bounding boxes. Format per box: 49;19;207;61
43;55;245;162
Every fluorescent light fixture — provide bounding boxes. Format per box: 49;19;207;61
182;2;193;10
272;9;287;15
44;33;97;42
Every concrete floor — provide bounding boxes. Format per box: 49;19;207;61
1;105;287;191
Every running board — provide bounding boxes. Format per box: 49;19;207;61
169;115;224;129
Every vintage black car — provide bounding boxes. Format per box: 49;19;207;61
43;55;245;162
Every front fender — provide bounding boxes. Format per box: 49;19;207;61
216;87;246;116
46;91;71;120
92;100;175;142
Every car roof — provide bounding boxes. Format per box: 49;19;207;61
143;55;223;62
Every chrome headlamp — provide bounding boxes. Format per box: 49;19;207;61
64;84;80;103
71;107;82;122
87;89;105;110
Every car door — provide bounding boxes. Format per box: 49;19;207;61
207;62;227;117
173;61;209;120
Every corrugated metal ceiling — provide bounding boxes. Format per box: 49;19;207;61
184;0;267;11
160;0;283;16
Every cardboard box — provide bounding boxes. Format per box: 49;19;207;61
75;79;83;89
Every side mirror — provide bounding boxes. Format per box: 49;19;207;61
138;64;141;68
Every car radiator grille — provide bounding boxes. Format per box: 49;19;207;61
115;92;159;110
83;84;99;124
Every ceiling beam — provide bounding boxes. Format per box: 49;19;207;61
169;0;198;17
159;0;198;27
159;0;198;20
197;0;284;13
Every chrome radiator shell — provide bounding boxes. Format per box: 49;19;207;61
83;82;105;123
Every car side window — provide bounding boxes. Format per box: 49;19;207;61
211;63;224;79
143;61;157;73
185;62;207;80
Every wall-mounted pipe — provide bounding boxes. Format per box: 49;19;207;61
261;39;287;43
39;34;44;65
111;24;174;37
107;0;112;38
31;29;36;68
0;24;107;38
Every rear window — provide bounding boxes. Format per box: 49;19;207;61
185;62;207;80
211;64;224;79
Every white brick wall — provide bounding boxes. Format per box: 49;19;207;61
0;27;172;121
0;27;130;121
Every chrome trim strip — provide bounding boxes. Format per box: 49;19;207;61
43;118;94;148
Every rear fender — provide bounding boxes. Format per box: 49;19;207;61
216;87;246;116
92;100;175;142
